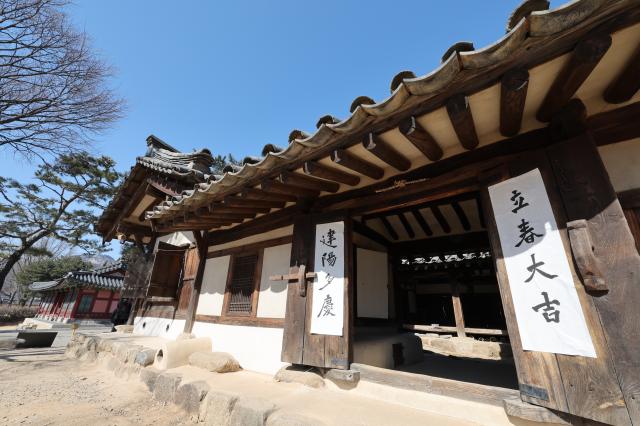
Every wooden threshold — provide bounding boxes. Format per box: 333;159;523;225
404;324;508;337
350;362;519;407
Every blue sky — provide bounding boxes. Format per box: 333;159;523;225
1;0;546;256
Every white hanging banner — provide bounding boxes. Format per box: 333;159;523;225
489;169;596;357
310;221;345;336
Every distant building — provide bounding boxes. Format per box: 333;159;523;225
29;261;126;324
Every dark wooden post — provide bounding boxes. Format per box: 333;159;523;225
184;231;209;334
450;279;466;338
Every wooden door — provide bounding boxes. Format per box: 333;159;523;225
176;247;199;317
281;213;353;369
480;138;636;425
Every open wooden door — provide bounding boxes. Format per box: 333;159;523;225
281;213;353;370
176;246;199;317
480;133;639;425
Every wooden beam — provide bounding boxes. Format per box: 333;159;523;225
398;116;443;161
239;187;296;203
451;201;471;231
379;216;398;240
604;43;640;104
260;179;320;199
403;324;508;337
537;34;612;122
362;133;411;171
352;220;390;247
500;68;529;137
431;205;451;233
223;196;284;210
303;161;360;186
450;279;466;338
185;232;209;333
279;171;339;193
204;204;270;215
196;212;255;222
411;209;433;237
446;94;479;150
331;149;384;180
397;212;415;239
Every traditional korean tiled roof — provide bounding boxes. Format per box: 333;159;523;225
29;261;127;292
145;0;632;222
96;135;215;237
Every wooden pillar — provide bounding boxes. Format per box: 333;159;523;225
450;279;466;338
184;231;209;334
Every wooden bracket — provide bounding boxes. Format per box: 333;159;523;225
567;219;608;292
270;264;316;297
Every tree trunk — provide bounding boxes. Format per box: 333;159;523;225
0;249;27;293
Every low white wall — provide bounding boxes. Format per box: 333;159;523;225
196;255;230;316
133;316;185;340
191;321;285;375
357;248;389;319
257;243;291;318
599;138;640;192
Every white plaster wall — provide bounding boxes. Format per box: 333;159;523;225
356;248;389;319
598;138;640;192
196;255;230;316
208;226;293;253
133;316;185;340
191;322;285;374
257;243;291;318
155;231;195;250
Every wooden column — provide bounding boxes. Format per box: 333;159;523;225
450;279;466;338
184;231;209;334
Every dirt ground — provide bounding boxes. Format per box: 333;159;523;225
0;345;196;426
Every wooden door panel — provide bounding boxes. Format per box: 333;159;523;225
547;134;640;424
481;146;631;425
281;213;352;369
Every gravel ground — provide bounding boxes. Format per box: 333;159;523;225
0;329;196;425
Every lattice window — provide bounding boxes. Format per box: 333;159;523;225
226;254;258;315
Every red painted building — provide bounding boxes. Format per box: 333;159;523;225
29;261;125;324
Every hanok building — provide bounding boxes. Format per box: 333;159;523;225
100;1;640;424
30;261;126;324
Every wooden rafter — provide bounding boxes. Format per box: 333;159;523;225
352;220;390;247
379;216;398;240
446;94;479;150
239;187;296;203
604;43;640;104
500;68;529;137
397;212;415;239
331;149;384;180
398;116;443;161
430;205;451;233
411;209;433;237
537;33;612;122
362;133;411;171
279;171;339;193
303;161;360;186
261;179;320;199
451;201;471;231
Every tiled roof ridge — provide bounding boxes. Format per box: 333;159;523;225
145;0;625;221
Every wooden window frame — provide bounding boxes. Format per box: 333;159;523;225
221;248;264;319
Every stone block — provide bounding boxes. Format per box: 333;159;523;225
82;336;97;353
140;367;161;392
189;351;241;373
96;337;114;353
324;369;360;387
125;345;143;364
175;380;210;414
153;372;182;403
229;396;276;426
274;365;324;388
135;348;157;367
200;390;239;426
107;356;123;373
266;411;326;426
114;324;134;333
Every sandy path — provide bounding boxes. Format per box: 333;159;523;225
0;346;195;425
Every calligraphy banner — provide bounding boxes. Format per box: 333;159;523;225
489;169;596;357
310;221;345;336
